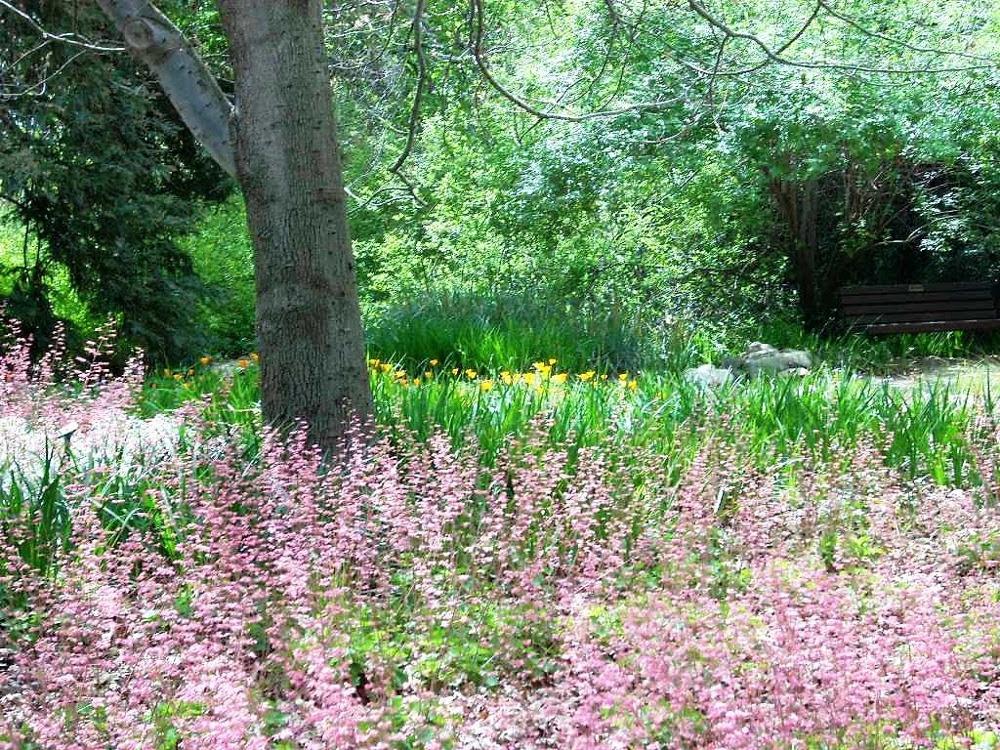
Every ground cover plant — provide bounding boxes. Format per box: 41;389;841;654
2;323;1000;749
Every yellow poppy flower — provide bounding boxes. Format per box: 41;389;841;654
464;369;478;380
480;379;494;392
199;356;212;366
552;373;568;384
430;359;439;367
579;371;596;382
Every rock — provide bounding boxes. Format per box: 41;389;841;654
684;364;733;388
777;366;811;378
744;341;778;357
742;346;813;375
720;356;743;371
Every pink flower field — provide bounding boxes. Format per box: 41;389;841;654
1;330;999;749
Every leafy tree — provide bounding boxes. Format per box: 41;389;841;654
0;0;229;359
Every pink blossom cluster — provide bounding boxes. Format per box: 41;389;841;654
1;333;998;749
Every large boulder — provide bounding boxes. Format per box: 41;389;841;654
740;342;813;376
683;343;814;388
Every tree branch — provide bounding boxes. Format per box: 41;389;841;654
687;0;998;76
0;0;125;52
390;0;427;174
470;0;682;122
94;0;237;178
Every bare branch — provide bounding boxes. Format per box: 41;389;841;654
686;0;998;76
1;50;88;98
817;0;996;65
471;0;683;122
390;0;428;174
0;0;125;52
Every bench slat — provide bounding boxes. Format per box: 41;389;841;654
843;300;996;315
841;290;994;305
849;310;999;324
840;282;994;295
863;319;1000;334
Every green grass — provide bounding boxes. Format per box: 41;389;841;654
138;361;987;487
364;292;651;374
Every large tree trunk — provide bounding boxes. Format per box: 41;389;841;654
216;1;373;449
770;176;822;329
97;0;373;451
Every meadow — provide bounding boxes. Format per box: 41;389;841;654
2;320;999;749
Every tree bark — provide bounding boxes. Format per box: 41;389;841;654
93;0;236;178
98;0;373;450
216;0;373;450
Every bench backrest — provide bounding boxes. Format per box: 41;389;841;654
839;282;999;333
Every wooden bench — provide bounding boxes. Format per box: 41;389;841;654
839;282;1000;334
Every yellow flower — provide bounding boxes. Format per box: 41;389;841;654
600;374;608;381
424;371;434;379
451;368;460;376
628;379;638;392
480;379;494;392
501;371;515;385
618;373;629;382
522;372;537;386
430;359;439;367
532;361;552;374
173;373;182;381
579;370;596;382
237;358;250;369
413;378;421;386
368;358;381;368
464;369;478;380
163;368;172;377
380;362;394;373
250;352;260;363
187;369;195;376
199;355;212;366
548;358;557;366
552;372;568;384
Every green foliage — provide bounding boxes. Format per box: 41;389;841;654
0;1;232;361
179;197;256;356
366;292;648;373
140;357;986;488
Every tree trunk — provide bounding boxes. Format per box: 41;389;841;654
217;0;372;450
770;176;822;329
